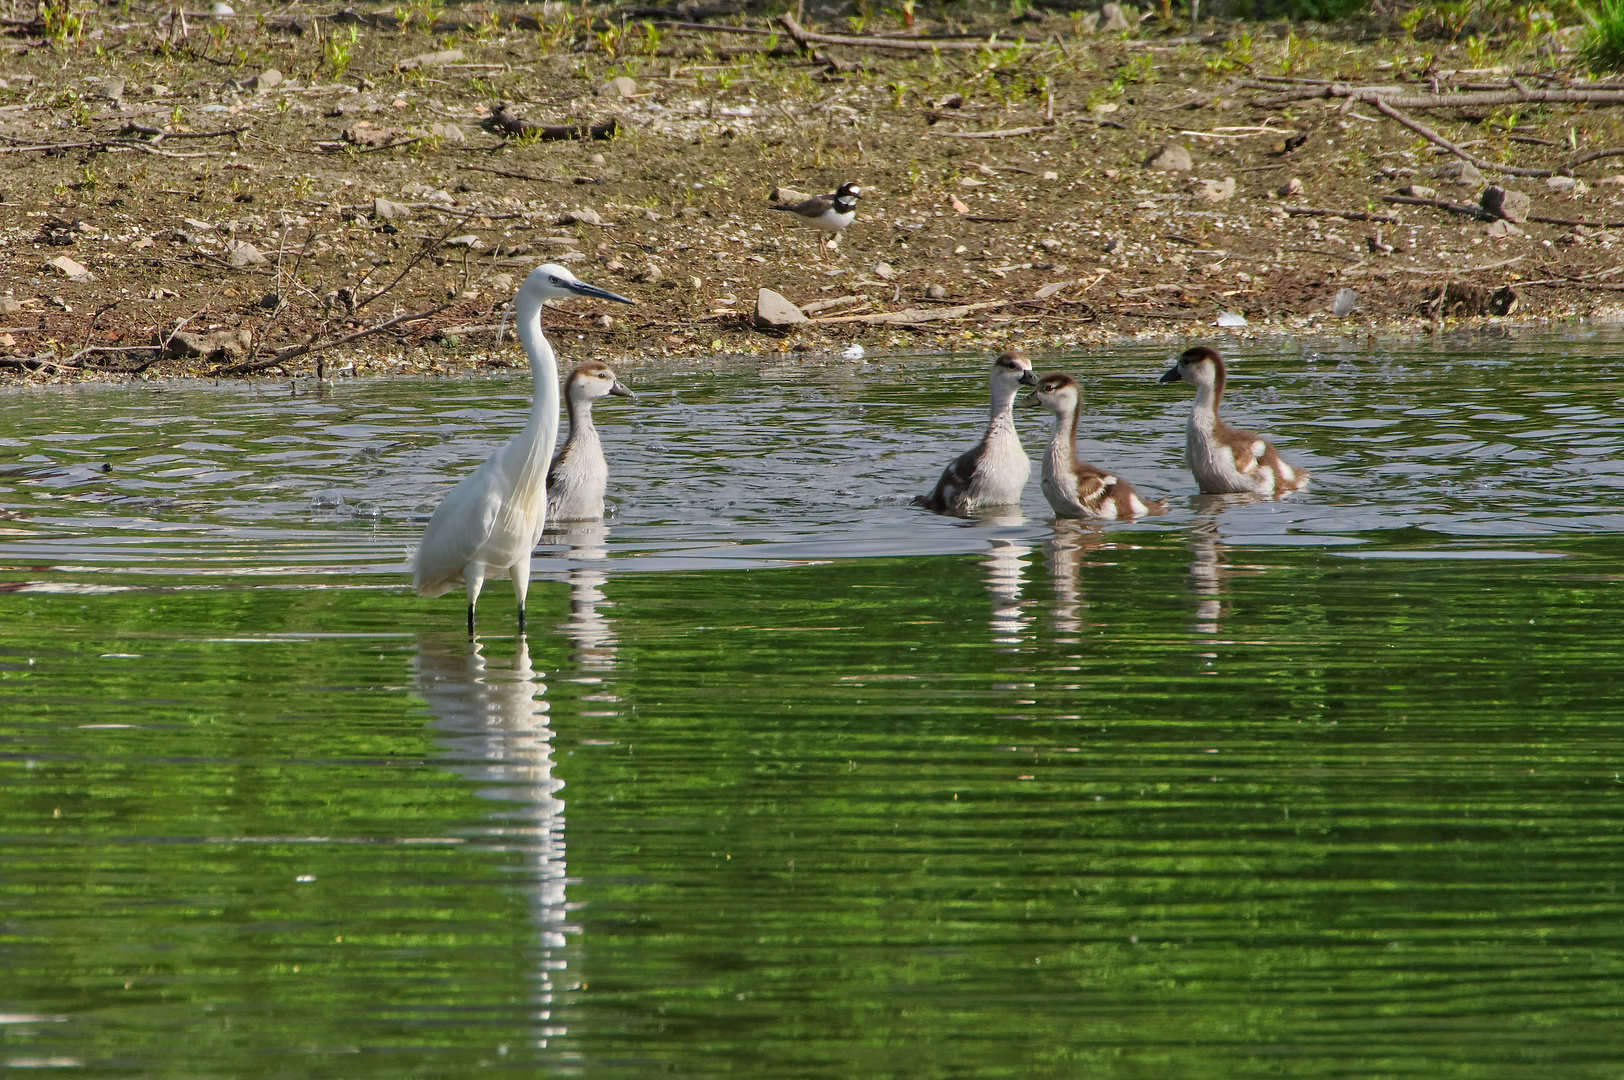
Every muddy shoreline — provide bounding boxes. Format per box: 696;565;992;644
3;3;1622;383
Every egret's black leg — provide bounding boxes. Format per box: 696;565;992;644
467;603;476;637
517;605;526;632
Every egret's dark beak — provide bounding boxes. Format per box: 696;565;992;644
1159;366;1182;383
569;279;636;305
610;381;636;399
1018;391;1041;409
1019;369;1038;387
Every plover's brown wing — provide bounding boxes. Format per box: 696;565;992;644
773;193;835;219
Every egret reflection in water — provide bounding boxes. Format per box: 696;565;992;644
413;633;571;1048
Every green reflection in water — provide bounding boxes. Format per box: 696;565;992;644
3;532;1624;1077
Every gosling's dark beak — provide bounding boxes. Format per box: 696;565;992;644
1019;369;1038;387
568;279;636;305
610;381;636;399
1018;391;1040;409
1159;366;1182;384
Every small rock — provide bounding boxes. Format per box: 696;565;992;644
1073;10;1100;31
1545;175;1586;196
638;265;662;285
373;197;412;221
949;194;970;214
925;284;948;299
957;176;986;188
755;288;807;328
1104;237;1123;254
1485;218;1524;238
150;83;170;97
931;92;964;109
102;77;125;101
443;235;484;249
0;298;22;314
842;343;866;360
1034;281;1069;299
210;2;234;14
588;153;606;165
1089;101;1118;114
258;292;282;310
489;273;515;293
1433;160;1484;187
1191;176;1236;203
147;287;178;300
1278;176;1303;197
559;207;603;226
770;185;810;205
132;236;154;251
164;328;251;360
1480;185;1530;223
597;314;615;329
1600;174;1624;185
1099;2;1132;31
598;75;637;98
225;240;267;267
1397;184;1437;199
395;49;464;71
1041;170;1059;181
252;68;283;91
872;261;896;280
46;255;92;282
1142;144;1193;172
1331;287;1357;317
428;122;466;144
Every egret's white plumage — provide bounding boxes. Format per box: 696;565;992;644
412;264;633;632
546;360;635;524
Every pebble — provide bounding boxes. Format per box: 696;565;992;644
373;197;412;221
1397;184;1436;199
925;284;947;299
225;240;267;267
1216;311;1248;327
1191;176;1236;203
210;2;234;14
1142;144;1193;172
1277;176;1303;197
559;207;603;226
1480;185;1530;223
1099;2;1132;30
46;255;92;282
755;288;806;328
1331;287;1358;317
598;76;637;98
872;261;896;280
1432;160;1485;187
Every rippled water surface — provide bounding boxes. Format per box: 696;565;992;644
4;333;1624;1077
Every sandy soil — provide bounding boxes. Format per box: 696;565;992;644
3;2;1624;382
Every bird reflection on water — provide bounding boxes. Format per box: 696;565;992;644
413;633;570;1048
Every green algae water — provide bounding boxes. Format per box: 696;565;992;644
4;334;1624;1077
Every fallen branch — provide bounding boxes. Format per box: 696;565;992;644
1252;82;1624;110
1372;98;1552;179
809;300;1009;325
211;303;452;376
776;12;1044;51
489;103;620;141
460;163;555;182
1281;204;1400;222
931;125;1051;138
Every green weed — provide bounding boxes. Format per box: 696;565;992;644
1582;0;1624;70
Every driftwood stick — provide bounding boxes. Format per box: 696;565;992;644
1371;98;1553;179
211;303;452;376
1281;204;1401;222
776;12;1044;51
1383;193;1494;219
931;125;1051;138
489;103;620;141
1253;83;1624;110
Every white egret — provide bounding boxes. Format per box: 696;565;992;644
412;264;633;633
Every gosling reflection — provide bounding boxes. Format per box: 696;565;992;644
414;633;569;1048
978;510;1033;649
1187;494;1257;653
547;520;618;672
1044;518;1107;643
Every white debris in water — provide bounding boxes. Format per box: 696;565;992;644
842;343;866;360
1216;311;1247;327
1332;288;1358;317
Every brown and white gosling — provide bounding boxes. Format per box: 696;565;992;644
545;360;635;523
1021;373;1167;520
913;350;1038;514
1158;345;1308;497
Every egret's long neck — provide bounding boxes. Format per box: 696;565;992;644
516;293;560;469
